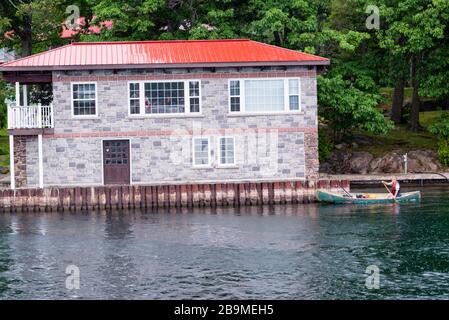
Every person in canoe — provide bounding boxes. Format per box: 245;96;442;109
382;178;401;199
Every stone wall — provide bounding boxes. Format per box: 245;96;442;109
28;66;319;187
14;136;27;188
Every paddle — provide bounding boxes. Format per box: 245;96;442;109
340;185;353;198
382;182;397;201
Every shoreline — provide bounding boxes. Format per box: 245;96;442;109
321;173;449;187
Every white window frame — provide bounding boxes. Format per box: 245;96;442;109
128;82;141;115
217;136;236;166
71;82;98;118
229;80;244;112
192;136;211;167
228;77;302;114
128;79;202;117
288;78;301;111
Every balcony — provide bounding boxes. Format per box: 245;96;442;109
7;103;54;130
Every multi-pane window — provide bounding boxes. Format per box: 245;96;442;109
72;83;96;116
129;80;201;115
288;79;300;110
104;140;129;165
229;80;240;112
129;83;140;114
219;137;235;165
193;137;210;166
229;78;301;113
189;81;200;112
145;82;185;114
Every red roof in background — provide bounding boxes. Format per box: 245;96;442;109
0;39;329;71
61;17;113;39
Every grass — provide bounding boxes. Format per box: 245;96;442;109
354;125;437;156
0;128;8;167
419;110;448;128
380;87;414;105
350;109;445;157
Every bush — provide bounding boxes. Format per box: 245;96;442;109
429;112;449;166
437;140;449;166
318;130;334;162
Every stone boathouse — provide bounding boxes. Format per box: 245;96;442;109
0;39;329;190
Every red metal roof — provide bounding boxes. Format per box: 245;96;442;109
61;17;113;39
0;39;329;71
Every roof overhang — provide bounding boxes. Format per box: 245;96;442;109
1;71;52;83
0;60;330;73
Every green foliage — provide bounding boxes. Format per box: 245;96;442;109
436;139;449;167
0;0;72;56
429;112;449;140
318;130;333;162
428;112;449;166
0;78;12;129
318;73;393;142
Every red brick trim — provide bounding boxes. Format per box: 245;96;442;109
53;71;317;82
44;127;317;139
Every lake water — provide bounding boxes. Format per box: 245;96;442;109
1;187;449;299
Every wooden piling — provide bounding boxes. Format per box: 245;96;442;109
0;179;348;212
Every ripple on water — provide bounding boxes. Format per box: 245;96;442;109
1;188;449;299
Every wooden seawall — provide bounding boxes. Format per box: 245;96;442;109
0;180;349;212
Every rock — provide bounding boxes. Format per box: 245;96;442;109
368;157;384;173
319;162;332;173
348;152;373;174
407;150;442;172
351;142;359;148
319;148;444;174
335;143;348;150
0;166;9;175
375;152;404;173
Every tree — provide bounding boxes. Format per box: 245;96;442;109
0;0;74;57
318;68;393;142
377;0;449;131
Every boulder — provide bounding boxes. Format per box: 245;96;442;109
0;166;9;175
348;152;373;174
320;148;444;174
375;152;404;173
407;150;441;172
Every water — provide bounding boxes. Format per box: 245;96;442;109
1;187;449;299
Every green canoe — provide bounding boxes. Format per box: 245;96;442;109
316;190;421;204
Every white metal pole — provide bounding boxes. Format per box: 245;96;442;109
38;134;44;188
9;135;15;190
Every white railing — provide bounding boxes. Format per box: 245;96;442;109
7;103;54;129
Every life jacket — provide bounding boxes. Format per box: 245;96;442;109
392;180;399;194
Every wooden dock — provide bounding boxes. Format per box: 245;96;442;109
321;173;449;188
0;180;349;212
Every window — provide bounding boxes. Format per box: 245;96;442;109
219;137;235;165
129;83;140;114
246;79;284;112
229;80;241;112
229;78;301;113
193;137;210;166
288;79;300;110
72;83;96;116
189;81;200;112
129;80;201;115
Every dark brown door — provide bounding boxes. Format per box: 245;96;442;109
103;140;130;185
